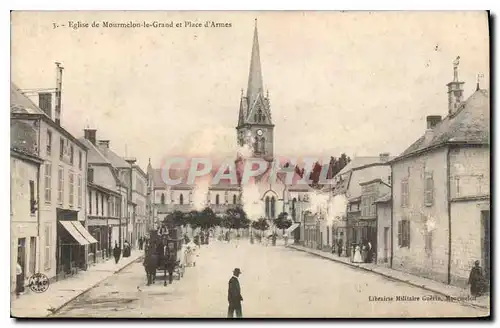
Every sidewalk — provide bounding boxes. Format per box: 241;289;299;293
11;250;144;318
287;244;490;310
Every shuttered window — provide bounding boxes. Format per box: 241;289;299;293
398;219;410;248
424;172;434;206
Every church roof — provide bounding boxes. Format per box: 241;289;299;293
395;89;489;161
247;19;264;111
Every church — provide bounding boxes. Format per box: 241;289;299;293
146;20;312;227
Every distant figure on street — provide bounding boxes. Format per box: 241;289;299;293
113;242;121;264
361;241;368;263
337;239;343;257
468;260;485;297
227;268;243;318
15;259;24;297
367;241;373;263
139;237;144;251
353;245;363;263
123;240;131;258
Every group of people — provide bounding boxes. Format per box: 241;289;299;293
352;240;374;263
112;240;133;264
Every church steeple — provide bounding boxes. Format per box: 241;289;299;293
247;19;264;109
236;19;274;161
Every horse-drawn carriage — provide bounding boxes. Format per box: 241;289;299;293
144;224;185;286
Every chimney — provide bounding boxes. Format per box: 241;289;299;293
38;93;52;118
379;153;390;162
426;115;442;129
98;140;110;149
54;62;64;125
84;128;97;145
446;56;465;115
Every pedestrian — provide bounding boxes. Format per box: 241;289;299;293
284;234;289;246
353;245;363;263
227;268;243;318
143;248;158;286
337;239;343;257
15;258;24;297
113;242;121;264
139;237;144;251
468;260;485;297
367;241;373;263
361;241;368;263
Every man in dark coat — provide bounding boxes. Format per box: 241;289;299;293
227;268;243;318
468;260;485;297
113;242;121;264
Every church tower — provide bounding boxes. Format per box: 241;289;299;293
236;19;274;161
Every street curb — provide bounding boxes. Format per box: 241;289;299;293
287;245;489;311
46;255;144;317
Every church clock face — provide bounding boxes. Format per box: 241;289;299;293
256;129;263;136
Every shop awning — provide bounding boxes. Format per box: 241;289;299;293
60;221;90;245
285;223;300;236
72;221;98;243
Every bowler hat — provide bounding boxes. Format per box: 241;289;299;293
233;268;242;274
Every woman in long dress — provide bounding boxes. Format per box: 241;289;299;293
353;245;363;263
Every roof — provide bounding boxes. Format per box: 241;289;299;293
78;138;110;164
99;147;130;168
10;83;47;115
397;89;489;160
374;193;391;203
336;156;394;176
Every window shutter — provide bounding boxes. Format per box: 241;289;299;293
407;220;411;247
397;221;402;247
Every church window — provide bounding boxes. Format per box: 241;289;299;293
180;194;184;205
254;113;258;122
233;194;237;204
265;196;270;218
216;194;220;205
161;193;165;205
258;109;263;122
271;197;276;218
260;137;266;153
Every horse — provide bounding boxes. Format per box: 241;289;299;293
143;247;158;286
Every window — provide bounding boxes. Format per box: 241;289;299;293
401;179;409;208
59;138;64;160
397;219;411;248
69;145;74;165
101;194;104;216
46;130;52;156
57;167;64;205
233;194;237;205
89;190;92;215
271;197;276;218
161;193;165;205
77;175;82;207
215;194;220;205
96;192;99;215
29;180;36;214
79;151;82;170
115;197;120;217
44;223;52;270
179;194;184;205
424;172;434;206
44;163;52;203
265;196;270;218
292;198;297;220
425;230;433;255
88;168;94;183
69;172;74;207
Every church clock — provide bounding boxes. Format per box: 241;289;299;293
256;129;263;136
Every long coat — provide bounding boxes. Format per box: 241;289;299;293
228;276;243;305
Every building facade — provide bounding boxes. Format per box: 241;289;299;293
11;83;95;282
391;65;490;286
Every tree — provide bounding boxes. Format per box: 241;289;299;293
170;210;186;227
185;210;200;230
273;212;293;235
199;207;216;231
251;217;269;232
225;207;250;234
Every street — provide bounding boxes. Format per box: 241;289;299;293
55;240;488;318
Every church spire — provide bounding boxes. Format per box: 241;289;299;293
247;18;264;108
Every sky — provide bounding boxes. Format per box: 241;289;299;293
11;11;489;170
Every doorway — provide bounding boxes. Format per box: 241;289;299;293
383;227;389;263
481;210;490;284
